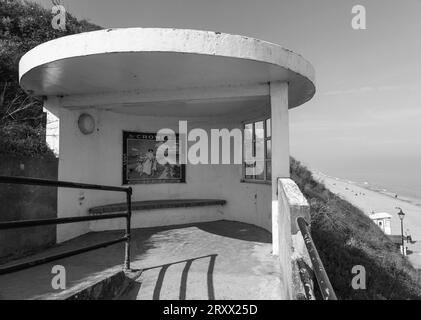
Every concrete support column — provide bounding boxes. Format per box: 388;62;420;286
270;81;292;298
270;81;290;256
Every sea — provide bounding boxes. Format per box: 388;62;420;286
304;155;421;208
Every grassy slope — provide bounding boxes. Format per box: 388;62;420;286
291;158;421;299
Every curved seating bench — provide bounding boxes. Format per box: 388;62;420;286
88;199;226;231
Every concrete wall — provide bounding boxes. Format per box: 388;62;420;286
56;108;273;242
278;178;315;300
0;155;58;262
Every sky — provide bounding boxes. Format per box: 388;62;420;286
33;0;421;196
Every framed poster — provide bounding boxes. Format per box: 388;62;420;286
122;131;186;184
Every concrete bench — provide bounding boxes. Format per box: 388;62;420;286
88;199;226;231
89;199;226;215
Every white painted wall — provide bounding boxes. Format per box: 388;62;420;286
55;107;274;242
44;109;60;156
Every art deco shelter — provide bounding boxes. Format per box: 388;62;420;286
19;28;316;299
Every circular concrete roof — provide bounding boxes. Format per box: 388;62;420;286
19;28;315;108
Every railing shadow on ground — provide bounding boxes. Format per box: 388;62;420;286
120;254;217;300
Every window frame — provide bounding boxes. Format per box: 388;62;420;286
241;116;272;184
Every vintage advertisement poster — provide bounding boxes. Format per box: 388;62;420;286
122;131;185;184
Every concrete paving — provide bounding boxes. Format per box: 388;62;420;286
0;220;284;300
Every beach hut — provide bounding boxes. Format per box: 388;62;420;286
18;28;316;298
370;212;392;235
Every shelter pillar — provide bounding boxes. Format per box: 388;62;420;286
270;81;290;256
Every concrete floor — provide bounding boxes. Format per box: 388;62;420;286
0;220;284;300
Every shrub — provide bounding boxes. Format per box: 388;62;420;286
0;0;101;156
0;122;55;158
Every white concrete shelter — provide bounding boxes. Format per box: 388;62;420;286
19;28;316;299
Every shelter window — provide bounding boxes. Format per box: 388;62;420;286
243;118;271;183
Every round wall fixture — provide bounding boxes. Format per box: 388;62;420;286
78;113;95;134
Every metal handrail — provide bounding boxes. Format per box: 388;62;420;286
297;217;337;300
0;175;132;275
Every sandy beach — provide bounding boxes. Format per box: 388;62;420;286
315;172;421;269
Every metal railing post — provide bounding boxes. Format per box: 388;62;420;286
124;187;132;271
297;217;337;300
0;175;133;276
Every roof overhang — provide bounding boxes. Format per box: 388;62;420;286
19;28;316;113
